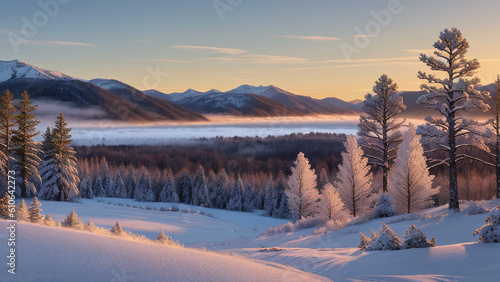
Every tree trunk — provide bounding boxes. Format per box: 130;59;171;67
448;112;459;211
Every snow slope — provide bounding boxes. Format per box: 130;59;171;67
0;60;73;82
0;220;326;282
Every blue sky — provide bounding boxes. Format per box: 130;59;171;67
1;0;500;100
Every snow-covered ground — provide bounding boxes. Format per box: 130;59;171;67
6;198;500;281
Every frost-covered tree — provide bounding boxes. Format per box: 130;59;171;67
401;224;435;249
156;231;178;246
79;176;94;199
487;76;500;198
191;166;210;207
135;168;155;202
373;193;395;218
0;90;17;174
366;223;401;251
243;182;255;212
317;168;329;195
100;157;113;197
417;28;490;211
93;175;105;197
159;173;179;203
286;152;320;220
336;136;373;217
28;197;43;223
44;214;56;227
358;232;372;250
111;221;125;236
113;173;127;198
61;209;84;230
175;171;192;204
85;220;98;233
320;183;349;221
12;91;41;198
125;165;136;199
358;74;406;193
389;124;438;214
38;113;80;201
15;199;28;221
228;174;244;211
474;206;500;243
255;188;264;210
212;170;229;209
0;192;10;219
38;127;59;200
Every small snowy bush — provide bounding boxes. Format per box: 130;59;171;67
171;206;180;212
61;210;84;230
474;206;500;243
373;193;395;218
366;224;401;251
401;224;435;249
358;232;372;250
463;202;489;215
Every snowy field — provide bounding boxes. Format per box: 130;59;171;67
4;197;500;281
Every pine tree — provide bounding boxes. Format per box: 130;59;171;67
44;214;56;227
113;173;127;198
38;113;80;201
227;174;244;211
28;196;43;223
135;168;155;202
212;170;229;209
320;183;349;221
111;221;125;236
38;127;59;200
0;192;10;219
358;74;406;193
159;173;179;203
373;193;395;218
264;179;277;216
417;28;491;211
100;157;113;197
0;90;17;174
358;232;372;250
474;206;500;243
93;176;105;197
191;166;210;207
286;152;320;221
125;165;136;199
85;220;98;233
389;124;438;214
336;136;373;217
366;223;401;251
61;209;84;229
79;175;94;199
15;199;29;221
12;91;41;198
243;182;255;212
175;171;192;204
156;231;176;245
401;224;435;249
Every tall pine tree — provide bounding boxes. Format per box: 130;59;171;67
0;90;17;174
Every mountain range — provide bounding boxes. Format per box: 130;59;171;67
0;60;497;122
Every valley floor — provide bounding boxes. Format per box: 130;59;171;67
2;198;500;281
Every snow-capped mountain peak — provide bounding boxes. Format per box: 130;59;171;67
226;84;271;95
0;59;74;83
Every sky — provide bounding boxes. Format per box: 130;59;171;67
1;0;500;100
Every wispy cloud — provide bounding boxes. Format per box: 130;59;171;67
276;35;342;41
205;54;308;64
168;45;247;55
353;34;377;38
324;57;416;64
0;28;25;34
131;59;192;63
402;49;434;53
283;57;419;71
18;40;98;47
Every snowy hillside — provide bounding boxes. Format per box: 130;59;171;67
0;220;324;281
0;60;73;83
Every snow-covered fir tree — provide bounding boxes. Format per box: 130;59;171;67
100;157;113;197
474;206;500;243
12;91;41;198
320;183;349;221
38;127;59;200
85;220;98;233
38;113;80;201
358;232;372;250
113;173;127;198
159;172;179;203
366;223;401;251
212;170;229;209
156;231;176;245
93;175;105;197
417;28;490;211
111;221;125;236
243;182;255;212
227;174;244;211
358;74;406;193
79;175;94;199
15;199;28;221
389;124;438;214
125;165;136;199
0;192;10;219
28;197;43;223
336;136;373;217
286;152;320;221
402;224;435;249
264;179;277;216
175;171;192;204
370;229;378;240
62;209;84;230
0;90;17;175
44;214;56;227
191;166;210;207
373;193;395;218
255;188;264;210
135;167;155;202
